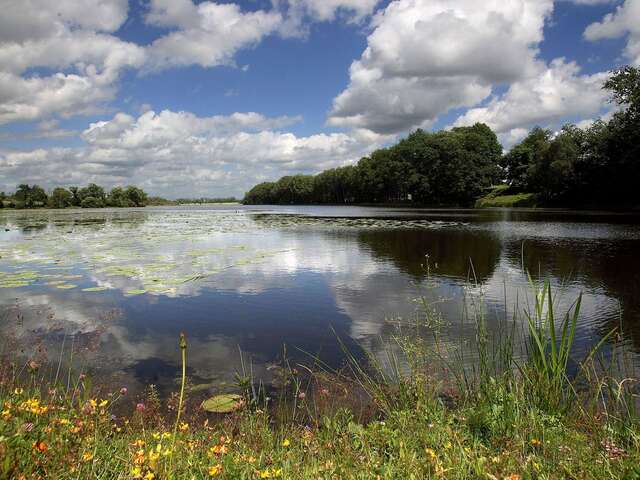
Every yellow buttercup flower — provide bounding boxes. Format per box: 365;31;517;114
282;439;290;447
179;422;189;431
99;399;108;408
260;468;282;478
81;452;94;462
209;464;223;476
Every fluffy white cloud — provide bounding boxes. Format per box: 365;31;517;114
145;0;282;70
275;0;380;36
0;0;144;124
0;110;386;196
328;0;555;134
0;71;121;125
584;0;640;66
452;59;610;146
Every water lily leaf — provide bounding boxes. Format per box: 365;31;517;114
56;284;77;289
82;286;110;292
202;394;244;413
125;289;147;296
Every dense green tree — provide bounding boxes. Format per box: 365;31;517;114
49;187;73;209
14;184;48;208
243;123;502;206
125;186;148;207
80;196;102;208
107;187;130;207
79;183;106;207
500;128;551;191
69;187;81;207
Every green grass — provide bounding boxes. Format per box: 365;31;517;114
475;185;538;208
1;280;639;479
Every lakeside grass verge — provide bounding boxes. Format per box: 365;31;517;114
1;281;639;479
475;186;538;209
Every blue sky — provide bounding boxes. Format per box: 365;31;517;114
0;0;638;197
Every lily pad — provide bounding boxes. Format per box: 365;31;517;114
125;289;147;296
82;286;110;292
202;394;244;413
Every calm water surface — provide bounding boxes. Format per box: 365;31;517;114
1;206;639;396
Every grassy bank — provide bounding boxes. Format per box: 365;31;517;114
475;185;538;208
1;282;639;479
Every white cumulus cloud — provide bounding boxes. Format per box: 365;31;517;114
452;59;610;147
328;0;555;134
0;110;387;197
584;0;640;66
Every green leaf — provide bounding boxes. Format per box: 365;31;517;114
201;394;244;413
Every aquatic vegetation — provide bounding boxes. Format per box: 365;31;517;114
0;210;466;300
202;394;245;413
81;286;110;292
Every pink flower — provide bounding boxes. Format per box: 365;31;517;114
120;387;128;395
136;403;145;412
298;392;306;400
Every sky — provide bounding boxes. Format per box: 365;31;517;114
0;0;638;198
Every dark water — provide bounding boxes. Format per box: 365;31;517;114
1;206;639;396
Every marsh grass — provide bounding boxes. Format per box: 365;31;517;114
1;275;639;479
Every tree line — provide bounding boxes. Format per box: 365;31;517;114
0;184;148;209
244;66;640;208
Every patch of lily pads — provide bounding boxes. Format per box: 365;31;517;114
1;209;462;297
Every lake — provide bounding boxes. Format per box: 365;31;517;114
1;205;639;397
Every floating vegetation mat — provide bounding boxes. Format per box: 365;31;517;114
0;209;463;297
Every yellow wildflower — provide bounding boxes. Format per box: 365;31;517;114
131;466;142;479
260;468;282;478
282;439;290;447
210;444;228;455
179;422;189;431
144;472;155;480
1;409;10;418
530;438;541;447
99;399;108;408
89;399;97;408
209;464;223;476
82;452;94;462
425;448;437;460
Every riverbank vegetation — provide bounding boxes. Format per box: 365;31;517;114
1;281;638;478
0;184;149;209
244;66;640;209
474;186;538;208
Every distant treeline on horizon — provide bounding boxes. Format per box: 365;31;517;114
0;185;239;210
0;184;149;209
243;66;640;209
